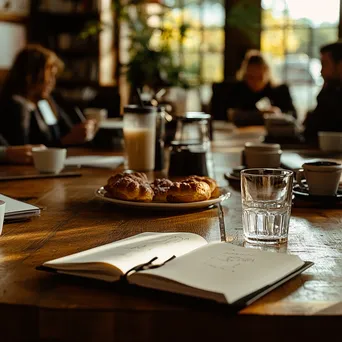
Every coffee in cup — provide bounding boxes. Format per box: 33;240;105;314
243;142;282;168
32;148;67;174
296;161;342;196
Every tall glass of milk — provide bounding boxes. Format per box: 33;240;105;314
123;105;157;171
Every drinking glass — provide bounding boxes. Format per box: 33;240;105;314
174;112;211;153
241;168;294;245
123;105;157;171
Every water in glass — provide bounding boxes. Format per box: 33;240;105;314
241;168;293;245
242;200;291;244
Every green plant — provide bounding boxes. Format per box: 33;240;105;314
118;1;189;91
81;0;260;92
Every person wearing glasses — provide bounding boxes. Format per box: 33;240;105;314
0;44;95;147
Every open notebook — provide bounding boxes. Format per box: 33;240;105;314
38;232;313;307
1;194;40;221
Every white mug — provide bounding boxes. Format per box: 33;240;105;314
32;148;67;174
296;161;342;196
84;108;108;123
0;200;5;236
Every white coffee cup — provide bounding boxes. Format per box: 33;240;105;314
84;108;108;123
243;142;282;168
296;161;342;196
0;200;5;236
32;148;67;174
318;131;342;152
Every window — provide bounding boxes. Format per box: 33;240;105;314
261;0;340;122
163;0;225;109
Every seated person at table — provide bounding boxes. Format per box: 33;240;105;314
0;134;44;164
0;44;96;147
225;50;297;126
303;41;342;145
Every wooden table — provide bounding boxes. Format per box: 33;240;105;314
0;133;342;341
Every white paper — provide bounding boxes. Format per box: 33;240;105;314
44;232;207;274
140;242;304;304
0;200;5;235
65;156;124;169
0;194;40;220
255;97;272;111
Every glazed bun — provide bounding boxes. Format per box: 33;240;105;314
166;181;211;203
104;172;218;203
151;178;174;202
104;173;153;202
184;175;218;194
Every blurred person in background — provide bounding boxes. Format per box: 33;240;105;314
0;134;45;164
304;41;342;144
0;44;96;147
225;50;297;126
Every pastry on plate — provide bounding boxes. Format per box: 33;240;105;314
166;180;211;203
105;173;153;202
151;178;174;202
183;175;219;198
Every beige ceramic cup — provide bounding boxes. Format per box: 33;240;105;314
318;131;342;152
32;148;67;174
296;161;342;196
84;108;108;123
243;142;282;168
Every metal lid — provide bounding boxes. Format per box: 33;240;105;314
174;112;211;122
124;105;157;114
170;140;204;146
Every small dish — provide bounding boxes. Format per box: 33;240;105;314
224;166;245;182
224;171;241;182
293;184;342;202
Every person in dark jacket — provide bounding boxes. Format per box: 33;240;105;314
304;41;342;145
225;50;297;126
0;44;95;147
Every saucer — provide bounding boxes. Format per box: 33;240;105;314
224;166;245;182
224;172;240;182
293;184;342;202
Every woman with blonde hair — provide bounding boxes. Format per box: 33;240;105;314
0;44;95;146
226;50;296;126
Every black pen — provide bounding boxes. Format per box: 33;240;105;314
74;106;86;123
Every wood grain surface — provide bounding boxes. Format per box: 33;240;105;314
0;128;341;341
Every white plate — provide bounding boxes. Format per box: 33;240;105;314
95;187;231;211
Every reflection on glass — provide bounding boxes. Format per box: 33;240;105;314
286;0;340;27
202;53;223;83
261;29;285;60
159;0;224;88
183;53;200;85
202;3;225;28
262;0;340;27
201;30;224;53
183;29;201;52
184;4;201;28
262;0;287;26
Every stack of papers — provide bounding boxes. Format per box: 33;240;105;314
65;156;124;169
1;194;40;222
